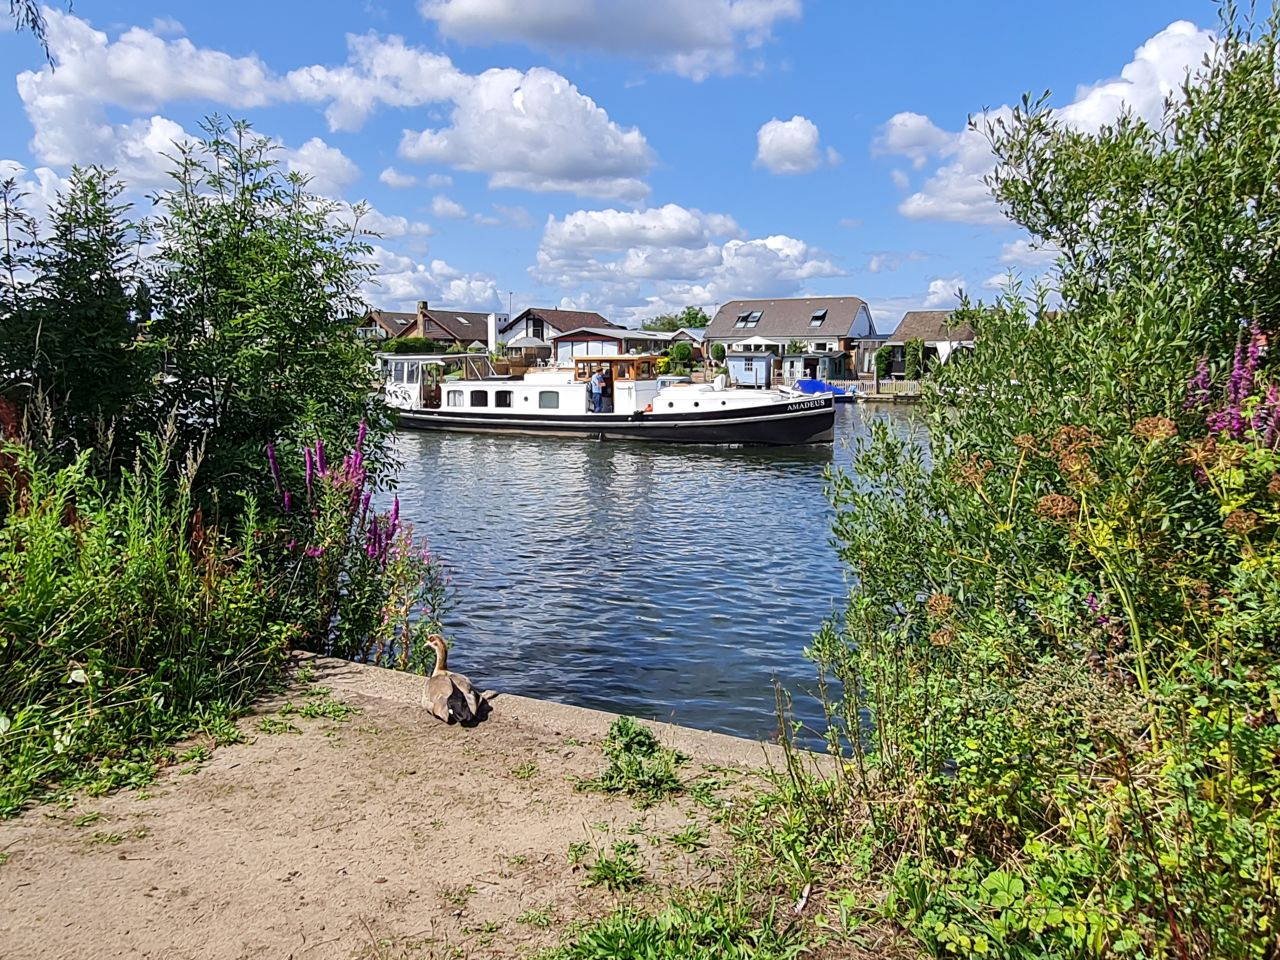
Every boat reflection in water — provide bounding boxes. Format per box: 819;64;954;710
378;352;836;446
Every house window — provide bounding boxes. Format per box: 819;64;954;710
809;309;827;327
743;358;754;372
538;391;560;409
532;320;545;340
813;342;829;353
495;390;513;408
734;312;750;328
745;311;762;328
470;390;489;407
446;390;463;407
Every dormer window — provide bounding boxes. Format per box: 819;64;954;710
744;311;762;328
809;309;827;327
734;312;751;329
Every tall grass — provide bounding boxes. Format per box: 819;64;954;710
0;429;295;815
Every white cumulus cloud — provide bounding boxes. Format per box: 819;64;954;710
284;137;360;196
417;0;801;80
534;203;840;324
755;115;835;175
877;20;1216;225
431;194;469;219
399;66;654;201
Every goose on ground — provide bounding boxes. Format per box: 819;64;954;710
423;634;482;724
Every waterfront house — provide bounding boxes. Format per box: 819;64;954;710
550;326;673;363
504;335;553;364
358;301;508;350
498;307;620;344
883;310;976;376
702;296;885;376
725;351;774;388
782;351;852;383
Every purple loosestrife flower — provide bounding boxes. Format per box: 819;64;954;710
283;491;294;514
1085;592;1100;614
356;419;367;453
390;496;400;528
316;438;327;476
285;539;297;551
304;447;314;501
1262;384;1280;449
305;545;323;559
266;443;282;493
1185;358;1212;410
360;490;373;523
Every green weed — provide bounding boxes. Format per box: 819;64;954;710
516;906;554;928
257;716;301;736
577;717;686;808
667;824;708;853
512;760;538;781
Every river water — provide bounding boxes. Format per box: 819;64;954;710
388;403;917;742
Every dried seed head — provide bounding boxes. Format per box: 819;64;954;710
1131;416;1177;442
926;593;955;619
1036;493;1079;522
1223;509;1260;537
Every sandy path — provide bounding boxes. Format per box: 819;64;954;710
0;656;783;960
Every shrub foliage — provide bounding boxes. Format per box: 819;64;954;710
817;9;1280;958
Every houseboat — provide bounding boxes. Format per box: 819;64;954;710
378;353;835;446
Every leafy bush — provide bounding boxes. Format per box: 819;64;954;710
903;338;924;380
668;340;694;365
383;337;447;354
711;343;727;363
813;9;1280;958
874;345;892;380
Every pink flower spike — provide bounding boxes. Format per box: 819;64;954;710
316;438;327;476
356;419;367;453
304;447;314;500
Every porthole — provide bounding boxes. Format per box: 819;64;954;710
721;400;727;406
693;402;699;407
668;402;674;408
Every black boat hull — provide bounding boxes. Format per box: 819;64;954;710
395;395;835;446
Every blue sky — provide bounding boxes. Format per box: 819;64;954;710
0;1;1215;328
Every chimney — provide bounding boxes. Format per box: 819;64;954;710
487;313;498;353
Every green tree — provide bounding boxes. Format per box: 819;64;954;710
710;342;726;363
642;305;711;332
873;345;891;379
147;118;387;502
0;167;149;465
785;338;807;356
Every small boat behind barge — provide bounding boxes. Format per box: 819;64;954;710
378;353;835;446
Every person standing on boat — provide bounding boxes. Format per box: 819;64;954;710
589;367;605;412
601;367;614;413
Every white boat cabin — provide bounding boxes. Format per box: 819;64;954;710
379;353;664;415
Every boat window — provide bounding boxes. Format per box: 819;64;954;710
406;363;419;384
495;390;513;408
392;361;406;383
809;309;827;327
636;361;653;380
470;390;489;407
615;363;632;380
538;391;559;409
446;390;463;407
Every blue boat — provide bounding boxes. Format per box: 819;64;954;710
793;377;862;404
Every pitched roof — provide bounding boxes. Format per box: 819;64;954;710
500;307;619;335
672;327;706;342
365;310;416;338
704;296;876;341
551;327;672;341
886;310;976;344
420;308;492;343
